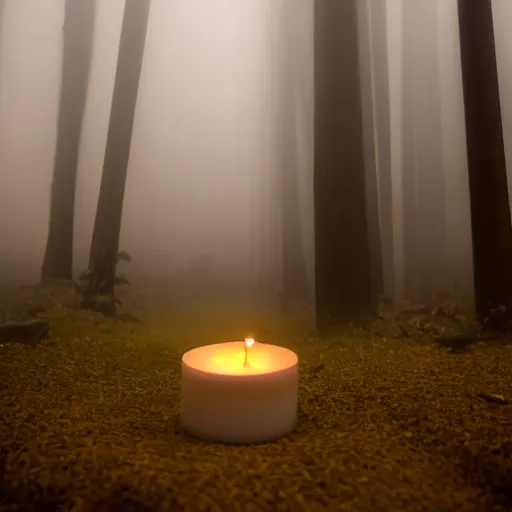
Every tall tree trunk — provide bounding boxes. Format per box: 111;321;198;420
457;0;512;326
0;0;4;80
88;0;150;293
358;0;382;302
358;0;393;303
41;0;95;281
314;0;373;331
400;1;446;302
368;0;393;300
0;1;4;32
399;3;419;300
0;1;4;42
278;0;309;307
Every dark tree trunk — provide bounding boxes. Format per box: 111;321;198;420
457;0;512;326
278;1;309;307
88;0;151;293
314;0;373;331
41;0;95;281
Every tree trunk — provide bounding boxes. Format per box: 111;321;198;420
88;0;151;292
41;0;95;281
0;0;4;82
400;1;446;302
457;0;512;326
0;1;4;30
0;1;4;39
399;0;418;299
278;0;309;307
368;0;393;300
358;0;394;303
314;0;373;331
358;0;382;302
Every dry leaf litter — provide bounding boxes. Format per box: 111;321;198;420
0;288;511;511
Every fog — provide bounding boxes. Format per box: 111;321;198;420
0;0;510;309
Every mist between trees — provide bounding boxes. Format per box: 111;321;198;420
0;0;510;329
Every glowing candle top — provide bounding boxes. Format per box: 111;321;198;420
181;339;297;376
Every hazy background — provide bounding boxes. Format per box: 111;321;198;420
0;0;510;307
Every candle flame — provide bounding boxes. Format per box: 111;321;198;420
244;337;255;348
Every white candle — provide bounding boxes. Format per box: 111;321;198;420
180;338;299;444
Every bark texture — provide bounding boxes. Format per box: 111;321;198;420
458;0;512;326
314;0;373;330
88;0;151;293
41;0;95;281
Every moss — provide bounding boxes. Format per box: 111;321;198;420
0;296;511;511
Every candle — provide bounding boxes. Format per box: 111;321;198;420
180;338;299;444
243;336;254;367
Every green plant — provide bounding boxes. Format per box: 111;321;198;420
75;250;132;317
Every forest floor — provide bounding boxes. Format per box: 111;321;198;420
0;284;511;511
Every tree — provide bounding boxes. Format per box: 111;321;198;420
0;1;4;32
314;0;373;331
457;0;512;327
278;0;309;307
357;0;393;301
0;1;4;78
41;0;95;281
400;1;446;302
87;0;150;304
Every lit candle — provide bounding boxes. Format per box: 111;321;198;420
180;339;299;444
243;337;254;367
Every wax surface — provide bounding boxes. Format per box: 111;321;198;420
180;341;299;444
182;341;297;376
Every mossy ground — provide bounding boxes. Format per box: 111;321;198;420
0;287;511;511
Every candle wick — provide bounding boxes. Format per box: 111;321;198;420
243;344;250;367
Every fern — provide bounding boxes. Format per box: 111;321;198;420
75;250;132;317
